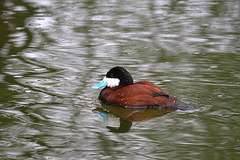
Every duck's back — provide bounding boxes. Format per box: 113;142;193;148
99;81;180;108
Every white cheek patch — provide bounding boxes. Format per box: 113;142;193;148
105;77;120;88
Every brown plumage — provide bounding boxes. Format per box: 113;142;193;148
99;81;180;109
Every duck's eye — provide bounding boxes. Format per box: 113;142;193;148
109;74;114;78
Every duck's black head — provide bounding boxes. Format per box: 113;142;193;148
106;66;134;86
92;66;134;88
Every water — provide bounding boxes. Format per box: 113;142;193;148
0;0;240;159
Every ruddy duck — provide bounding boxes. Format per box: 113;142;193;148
92;66;187;109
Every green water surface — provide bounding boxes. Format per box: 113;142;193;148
0;0;240;159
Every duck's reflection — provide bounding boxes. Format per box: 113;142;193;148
93;103;175;133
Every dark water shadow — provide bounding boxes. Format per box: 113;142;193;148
93;102;175;133
0;0;66;106
0;0;36;105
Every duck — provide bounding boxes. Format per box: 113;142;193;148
92;66;187;110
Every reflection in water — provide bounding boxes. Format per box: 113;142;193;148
94;110;133;133
0;0;36;105
93;103;174;133
0;0;64;104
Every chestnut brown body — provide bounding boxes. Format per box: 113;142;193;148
99;81;180;109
